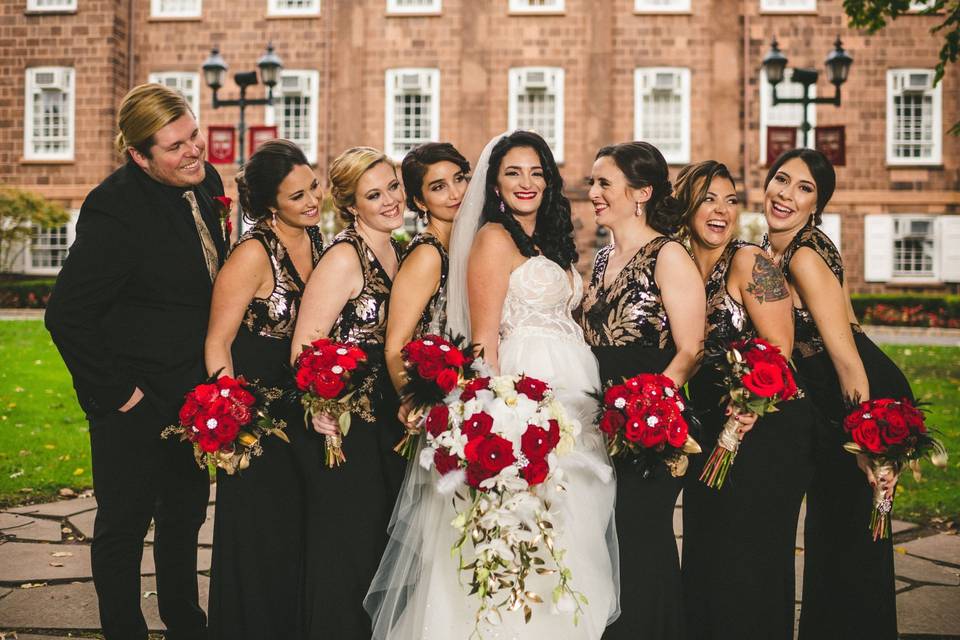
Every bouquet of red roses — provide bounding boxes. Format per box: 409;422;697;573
393;333;475;459
597;373;701;478
294;338;373;468
843;398;947;540
163;373;288;475
699;338;800;489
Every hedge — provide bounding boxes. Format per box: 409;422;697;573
0;278;56;309
851;294;960;329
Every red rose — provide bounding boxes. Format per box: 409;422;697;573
626;395;652;418
546;419;561;448
435;368;459;394
424;404;449;437
469;435;516;474
639;423;667;449
336;354;359;371
521;425;553;461
443;347;467;367
902;403;926;433
881;419;910;446
227;401;253;426
603;384;630;408
599;410;625;436
193;383;219;405
214;415;240;444
462;412;493;441
778;362;798;400
434;448;460;475
624;418;645;442
466;463;494;489
198;432;221;453
742;361;786;399
522;458;550;485
213;195;232;210
515;375;549;401
312;370;345;399
179;398;200;426
460;377;490;401
666;418;689;448
417;360;442;380
295;366;315;392
852;419;884;454
647;399;680;429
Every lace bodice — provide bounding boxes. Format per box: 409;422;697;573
500;256;585;344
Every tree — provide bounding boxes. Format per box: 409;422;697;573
0;186;71;273
843;0;960;133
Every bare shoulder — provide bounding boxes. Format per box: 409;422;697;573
398;243;442;279
657;239;696;268
222;237;270;274
791;245;835;280
314;241;362;279
730;244;771;277
474;222;515;250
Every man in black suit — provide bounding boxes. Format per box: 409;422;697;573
46;84;228;640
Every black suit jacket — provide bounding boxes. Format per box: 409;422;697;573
46;160;226;419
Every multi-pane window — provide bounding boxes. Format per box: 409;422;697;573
151;0;201;17
760;0;815;11
385;69;440;160
24;67;74;161
758;68;816;162
893;216;936;278
148;72;201;124
387;0;441;12
634;0;691;12
268;70;319;164
508;67;565;163
29;224;71;272
887;69;942;164
27;0;77;11
509;0;565;13
267;0;320;16
634;68;691;164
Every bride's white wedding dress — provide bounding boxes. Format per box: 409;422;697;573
365;255;620;639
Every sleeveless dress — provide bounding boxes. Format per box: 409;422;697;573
681;240;815;640
404;231;449;338
579;236;687;640
365;255;620;639
301;226;408;639
208;221;323;639
773;226;909;640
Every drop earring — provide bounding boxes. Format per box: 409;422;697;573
635;201;644;217
499;200;506;214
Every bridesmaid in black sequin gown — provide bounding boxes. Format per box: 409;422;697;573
676;161;814;640
204;141;324;639
579;142;706;640
762;149;909;640
292;147;408;639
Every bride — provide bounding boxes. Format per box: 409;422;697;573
365;131;620;639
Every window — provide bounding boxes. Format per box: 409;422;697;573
387;0;440;13
24;67;74;161
758;68;816;163
634;68;691;164
508;67;565;163
148;72;201;124
886;69;942;165
27;0;77;11
634;0;690;12
760;0;815;11
385;69;440;160
23;211;77;275
151;0;201;17
267;0;320;16
892;216;936;278
267;70;319;164
863;214;960;282
509;0;564;13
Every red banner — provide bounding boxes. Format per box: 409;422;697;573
207;126;236;165
766;126;797;167
815;126;846;166
249;126;279;156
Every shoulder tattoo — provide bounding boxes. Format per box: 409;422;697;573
745;253;789;304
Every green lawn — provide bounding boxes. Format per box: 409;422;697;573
0;320;957;526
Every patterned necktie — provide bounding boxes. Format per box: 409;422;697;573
183;190;220;283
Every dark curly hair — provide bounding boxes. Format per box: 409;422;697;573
482;131;577;269
236;139;310;224
401;142;471;219
763;148;835;226
595;141;685;235
674;160;737;240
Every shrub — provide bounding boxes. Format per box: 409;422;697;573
0;278;56;308
852;294;960;329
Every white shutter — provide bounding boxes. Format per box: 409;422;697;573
863;214;894;282
820;213;841;252
937;215;960;282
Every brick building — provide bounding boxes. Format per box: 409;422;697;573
2;0;957;292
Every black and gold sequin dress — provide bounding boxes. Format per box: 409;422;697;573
580;236;686;640
302;225;407;640
404;231;448;338
773;225;910;640
208;221;323;640
681;240;814;640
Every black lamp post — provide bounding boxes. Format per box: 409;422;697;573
761;37;853;148
201;43;283;168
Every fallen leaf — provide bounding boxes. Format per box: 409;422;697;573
14;386;24;392
58;487;76;498
51;551;72;558
20;582;47;589
48;562;64;567
143;590;158;598
18;450;30;457
9;470;23;479
72;467;84;476
43;444;55;450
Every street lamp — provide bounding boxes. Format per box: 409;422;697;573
201;43;284;168
761;37;853;148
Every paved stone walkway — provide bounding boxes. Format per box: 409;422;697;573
0;487;957;638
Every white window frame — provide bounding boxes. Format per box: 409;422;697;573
508;66;565;163
634;67;691;165
886;69;942;166
24;67;75;162
22;210;78;276
891;214;938;281
760;0;816;12
634;0;691;12
758;68;816;163
265;69;320;164
267;0;320;16
26;0;77;11
148;72;201;124
509;0;565;14
151;0;201;18
384;68;441;161
387;0;441;14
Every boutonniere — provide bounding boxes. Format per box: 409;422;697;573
213;196;233;241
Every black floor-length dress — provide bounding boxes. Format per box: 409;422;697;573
580;236;688;640
681;239;814;640
301;226;407;639
776;226;910;640
208;222;323;639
